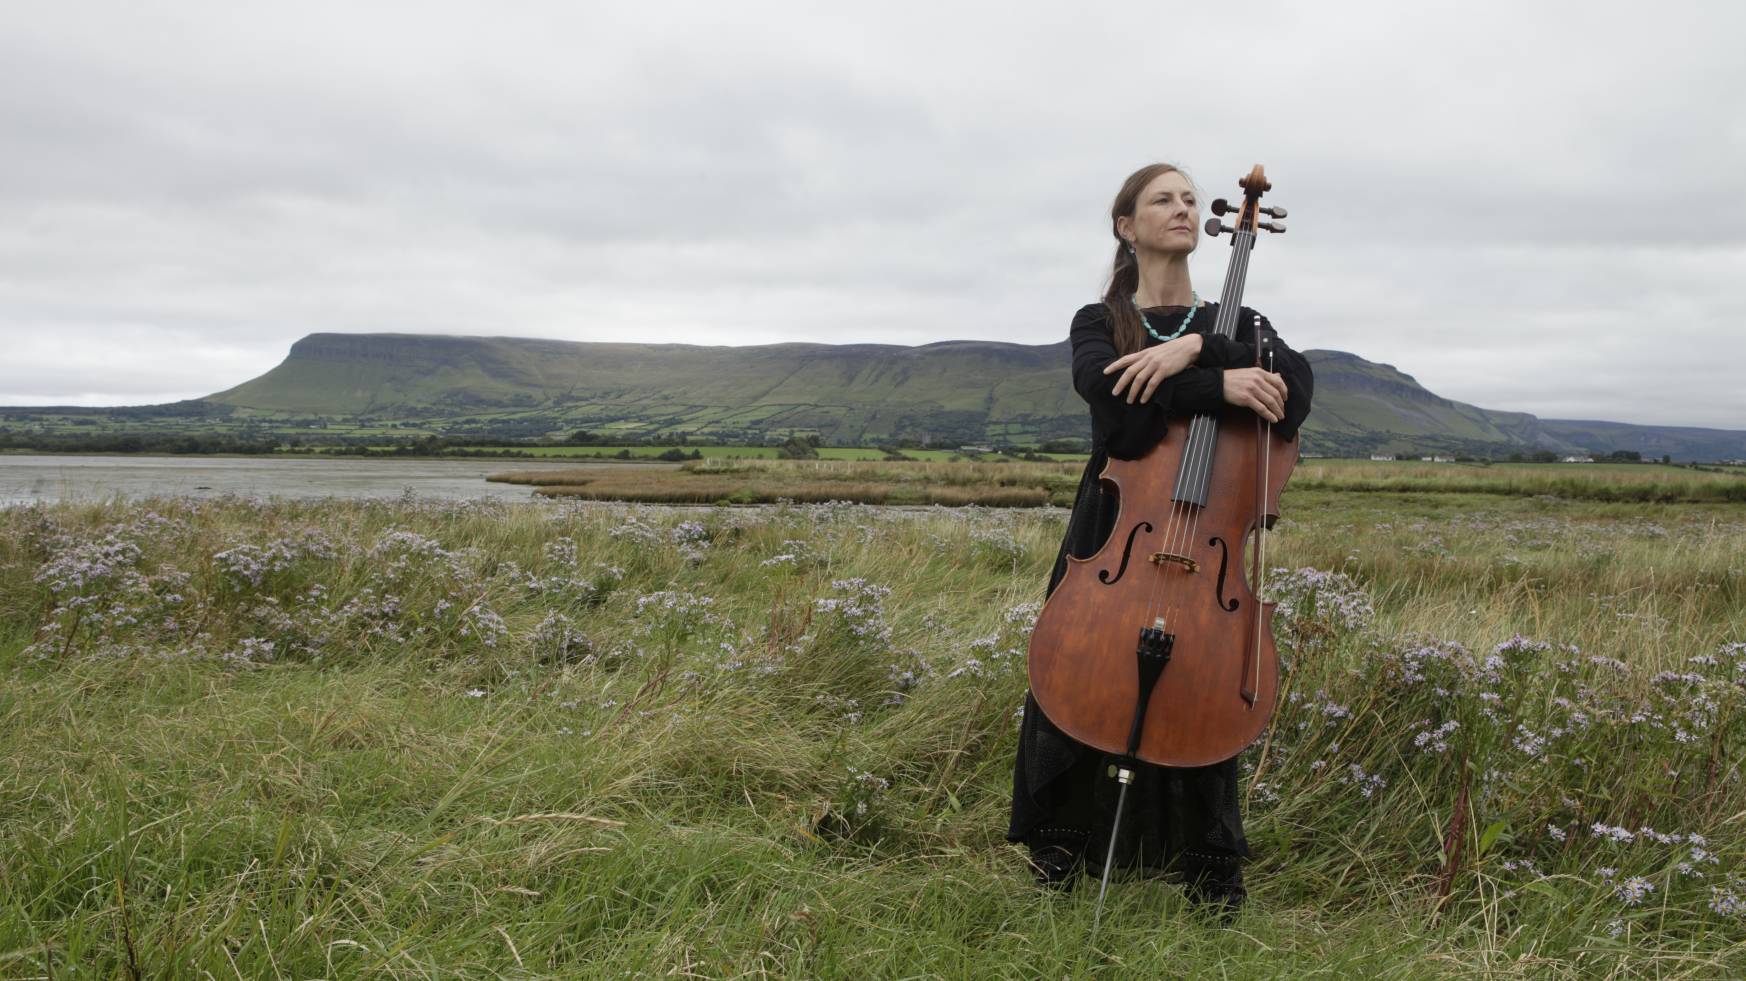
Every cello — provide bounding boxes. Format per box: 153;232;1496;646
1025;165;1294;920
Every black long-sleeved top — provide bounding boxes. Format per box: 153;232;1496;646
1069;300;1314;459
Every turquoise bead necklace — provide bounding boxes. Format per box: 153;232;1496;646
1133;291;1201;343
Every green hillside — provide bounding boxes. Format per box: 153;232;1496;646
8;331;1741;460
206;332;1086;446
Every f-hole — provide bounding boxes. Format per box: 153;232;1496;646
1208;535;1240;612
1099;521;1153;585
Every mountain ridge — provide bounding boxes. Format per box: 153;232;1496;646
180;331;1746;460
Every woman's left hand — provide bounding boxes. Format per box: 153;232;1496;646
1104;334;1204;404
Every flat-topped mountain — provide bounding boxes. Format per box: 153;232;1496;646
153;330;1743;460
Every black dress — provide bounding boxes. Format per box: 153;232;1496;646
1007;300;1315;890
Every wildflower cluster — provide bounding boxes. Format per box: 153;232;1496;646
632;589;730;642
35;534;144;596
222;636;279;666
607;516;664;548
530;611;594;664
812;578;893;648
945;632;1023;681
27;532;197;657
542;535;579;567
1001;600;1042;635
670;520;713;564
1268;567;1375;663
968;526;1025;567
759;538;813;570
516;561;620;608
882;647;932;705
368;529;467;583
456;602;509;648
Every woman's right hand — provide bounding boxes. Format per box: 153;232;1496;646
1223;367;1288;423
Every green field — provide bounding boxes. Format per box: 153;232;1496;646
483;457;1746;508
463;446;1076;463
3;465;1744;976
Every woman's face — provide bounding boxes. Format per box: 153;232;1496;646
1120;170;1199;257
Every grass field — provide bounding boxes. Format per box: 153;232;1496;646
487;457;1746;508
1293;460;1746;502
2;467;1744;977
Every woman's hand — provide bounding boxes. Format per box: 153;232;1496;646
1104;335;1204;404
1223;367;1289;423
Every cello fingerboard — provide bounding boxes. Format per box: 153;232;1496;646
1172;221;1255;509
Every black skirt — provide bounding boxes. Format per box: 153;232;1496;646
1007;449;1250;876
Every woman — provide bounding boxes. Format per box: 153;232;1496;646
1007;163;1314;912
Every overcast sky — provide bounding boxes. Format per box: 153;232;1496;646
3;0;1742;427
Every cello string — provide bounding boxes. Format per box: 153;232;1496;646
1167;416;1211;577
1140;399;1189;633
1182;230;1252;547
1167;241;1251;628
1156;414;1212;626
1161;292;1237;627
1144;302;1220;630
1165;410;1217;630
1160;416;1216;630
1154;295;1231;627
1145;436;1195;630
1148;423;1214;633
1149;499;1187;627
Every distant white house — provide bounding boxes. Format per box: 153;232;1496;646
959;445;993;454
1561;455;1594;463
1419;455;1455;463
1370;454;1396;462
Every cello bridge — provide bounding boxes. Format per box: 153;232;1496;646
1150;552;1199;573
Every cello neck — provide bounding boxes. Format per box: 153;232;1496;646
1210;223;1256;344
1204;164;1280;357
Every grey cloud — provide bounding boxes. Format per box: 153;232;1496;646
1;0;1742;430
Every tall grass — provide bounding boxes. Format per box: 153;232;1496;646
1293;460;1746;502
1;488;1742;977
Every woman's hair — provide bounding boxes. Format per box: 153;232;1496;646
1103;162;1192;356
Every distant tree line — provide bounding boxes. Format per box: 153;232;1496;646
777;435;821;459
0;433;277;454
8;422;1704;466
1504;449;1671;464
562;430;731;447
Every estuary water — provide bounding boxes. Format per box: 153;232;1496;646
0;454;647;507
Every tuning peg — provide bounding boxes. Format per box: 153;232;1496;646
1260;206;1288;219
1211;198;1237;216
1259;222;1286;234
1204;218;1234;236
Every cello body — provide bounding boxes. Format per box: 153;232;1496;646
1027;412;1298;767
